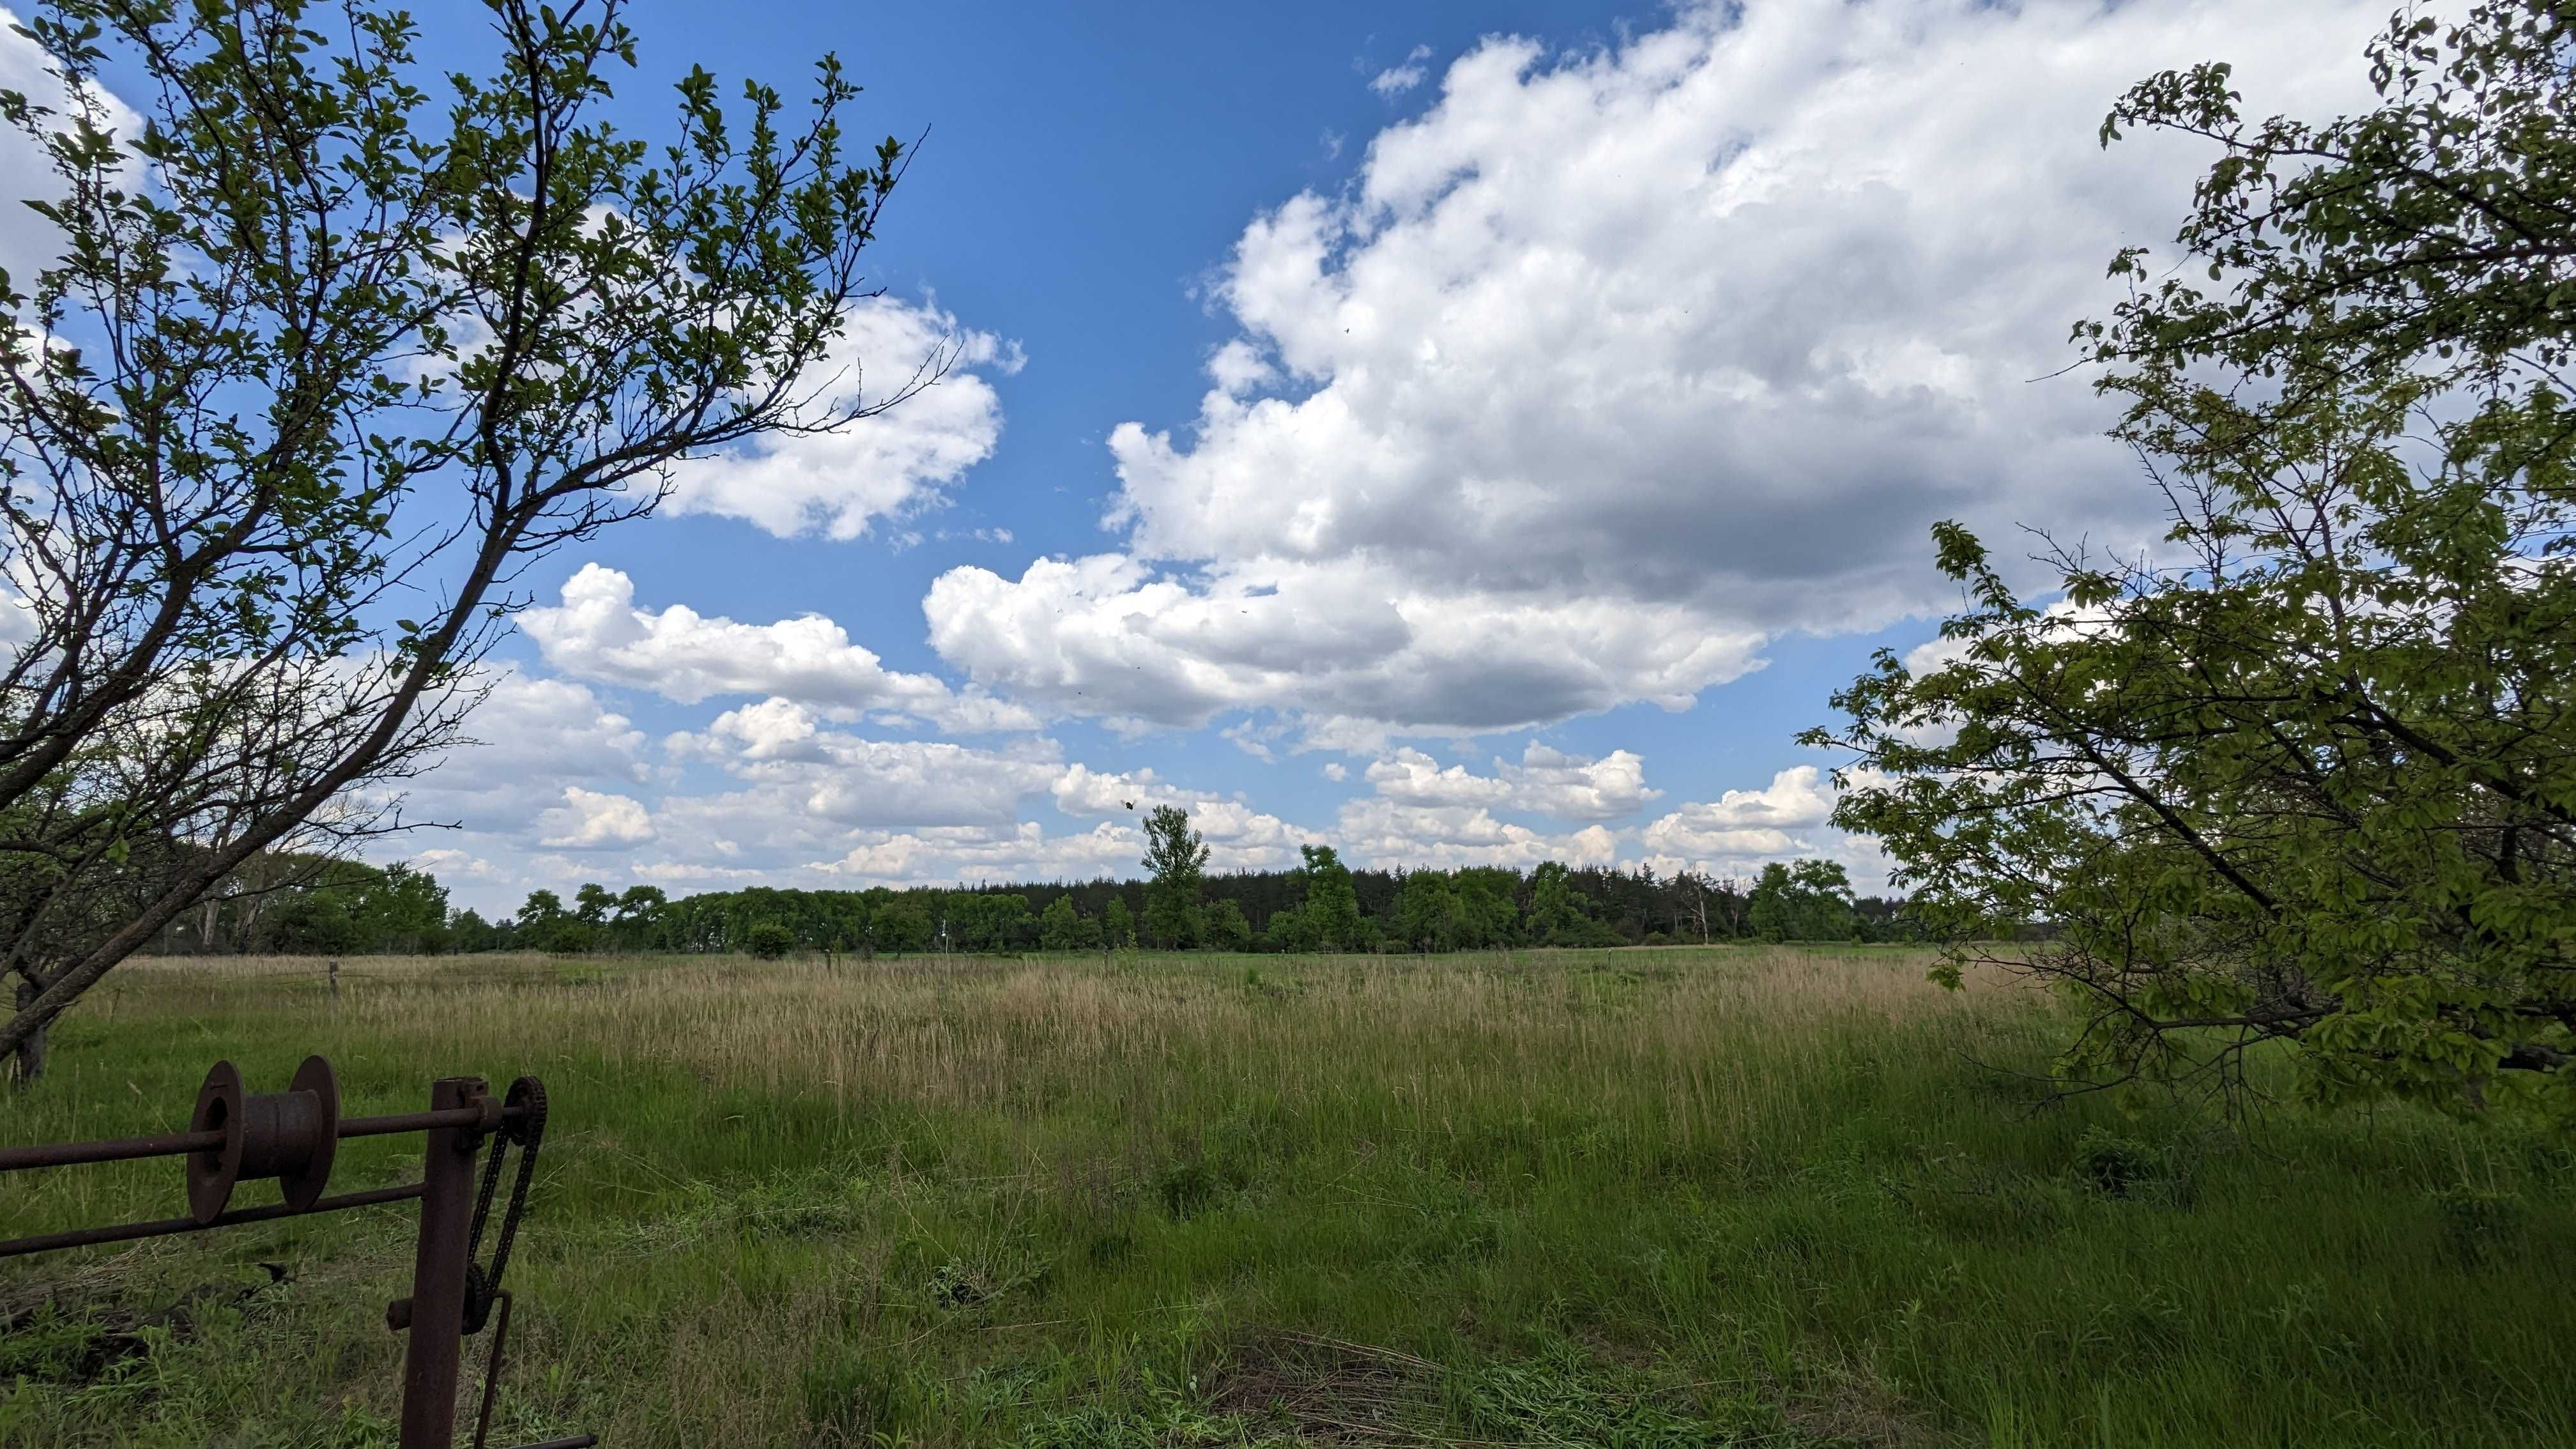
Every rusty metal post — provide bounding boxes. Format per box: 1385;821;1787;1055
396;1075;485;1449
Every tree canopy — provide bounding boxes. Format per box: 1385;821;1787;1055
1810;1;2576;1122
1140;804;1209;948
1747;861;1860;945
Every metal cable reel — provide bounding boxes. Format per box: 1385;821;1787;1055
184;1055;341;1222
0;1055;592;1449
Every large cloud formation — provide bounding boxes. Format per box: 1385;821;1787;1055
923;0;2377;747
1364;743;1655;820
526;565;1038;733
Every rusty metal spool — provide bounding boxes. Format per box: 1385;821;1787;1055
184;1055;341;1222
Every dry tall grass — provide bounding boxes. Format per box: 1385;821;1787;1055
109;946;2025;1148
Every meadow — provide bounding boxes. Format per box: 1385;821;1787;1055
1;946;2570;1447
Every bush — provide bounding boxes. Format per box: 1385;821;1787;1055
744;921;796;960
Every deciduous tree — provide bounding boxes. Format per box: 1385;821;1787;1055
1390;871;1456;953
1746;861;1859;944
1037;894;1091;950
1809;1;2576;1119
1298;844;1363;951
1140;805;1208;948
0;0;936;1080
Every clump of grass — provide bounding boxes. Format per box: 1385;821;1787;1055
2071;1123;2213;1206
1154;1159;1223;1220
2432;1183;2527;1267
2075;1126;2159;1197
1450;1340;1775;1447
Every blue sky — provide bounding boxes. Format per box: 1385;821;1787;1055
0;0;2398;912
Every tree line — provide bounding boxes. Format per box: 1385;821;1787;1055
146;816;1910;958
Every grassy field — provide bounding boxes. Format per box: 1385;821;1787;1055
1;946;2570;1448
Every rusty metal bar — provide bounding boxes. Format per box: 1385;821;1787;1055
0;1181;427;1258
0;1126;227;1172
396;1076;482;1449
340;1101;521;1141
0;1101;525;1174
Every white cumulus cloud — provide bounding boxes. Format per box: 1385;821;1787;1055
1634;764;1894;884
923;0;2380;747
661;295;1020;541
665;703;1066;831
925;552;1762;739
388;673;651;838
1337;795;1622;871
806;820;1145;884
1364;742;1657;820
1049;763;1312;870
525;564;1038;732
536;787;657;848
410;847;493;879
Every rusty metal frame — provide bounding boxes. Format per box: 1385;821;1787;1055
1;1057;594;1449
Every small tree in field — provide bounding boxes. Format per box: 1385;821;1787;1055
1140;806;1207;948
1103;897;1137;950
1297;844;1363;950
1036;894;1089;950
1204;898;1253;952
1746;861;1860;944
1390;871;1456;953
0;0;940;1080
1809;1;2576;1119
744;921;795;960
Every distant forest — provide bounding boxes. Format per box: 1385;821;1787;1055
146;844;1912;957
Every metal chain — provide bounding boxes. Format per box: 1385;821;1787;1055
462;1077;546;1335
464;1077;548;1449
486;1077;546;1296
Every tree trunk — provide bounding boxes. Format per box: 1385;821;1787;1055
10;976;47;1087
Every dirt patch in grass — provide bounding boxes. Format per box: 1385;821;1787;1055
1209;1330;1444;1443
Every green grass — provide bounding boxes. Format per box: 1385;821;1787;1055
1;946;2570;1446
